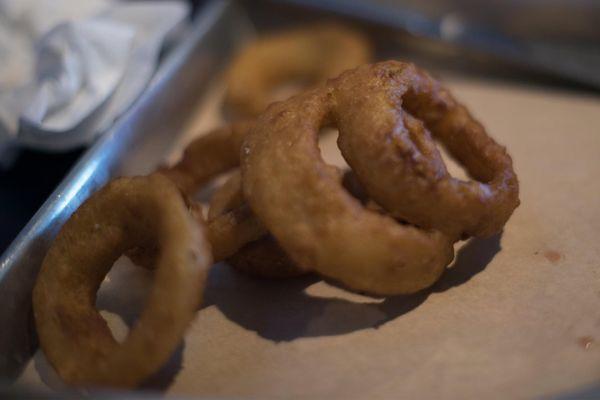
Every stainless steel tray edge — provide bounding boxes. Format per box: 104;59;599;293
0;0;239;380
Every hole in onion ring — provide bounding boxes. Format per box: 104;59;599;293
98;311;129;344
94;255;187;390
31;255;186;391
317;110;471;212
318;127;347;168
95;256;153;342
436;141;470;182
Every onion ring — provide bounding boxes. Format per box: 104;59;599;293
226;23;372;117
208;171;305;279
207;168;380;280
33;174;212;388
126;189;269;269
159;120;252;194
152;122;275;272
240;74;451;295
207;203;268;262
241;61;519;295
333;62;520;238
225;238;306;279
158;123;304;277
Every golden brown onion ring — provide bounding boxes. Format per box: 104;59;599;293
208;171;306;278
159;120;252;194
159;122;305;277
241;78;457;295
33;174;211;388
333;62;520;238
226;23;372;117
158;124;274;266
207;204;268;262
206;168;380;280
241;61;519;295
226;238;307;279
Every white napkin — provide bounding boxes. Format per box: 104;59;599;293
0;0;189;158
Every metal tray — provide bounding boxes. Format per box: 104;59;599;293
0;0;243;381
1;1;598;398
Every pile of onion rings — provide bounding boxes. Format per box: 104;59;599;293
32;55;519;389
241;61;519;294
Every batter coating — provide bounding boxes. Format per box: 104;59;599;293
242;84;455;295
33;174;212;388
333;62;520;238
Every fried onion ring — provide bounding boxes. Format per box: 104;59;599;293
207;168;380;280
241;74;452;295
153;122;276;272
33;174;211;388
226;23;372;117
159;123;304;277
241;61;519;295
333;62;520;238
207;204;268;262
159;120;252;194
208;171;305;279
226;238;306;279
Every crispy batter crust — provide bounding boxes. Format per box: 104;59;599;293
332;62;520;238
156;124;290;275
33;174;212;388
206;168;378;279
241;61;519;295
160;121;252;194
208;171;306;278
241;85;453;295
157;122;279;268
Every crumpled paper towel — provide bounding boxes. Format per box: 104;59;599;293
0;0;189;160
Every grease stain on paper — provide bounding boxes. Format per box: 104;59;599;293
577;336;594;350
542;249;562;264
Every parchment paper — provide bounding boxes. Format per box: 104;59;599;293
17;76;600;399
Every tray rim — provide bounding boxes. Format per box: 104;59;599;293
0;0;233;381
